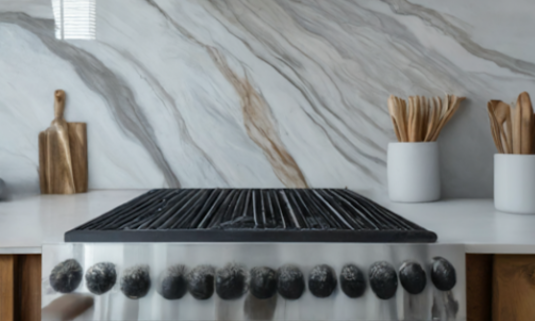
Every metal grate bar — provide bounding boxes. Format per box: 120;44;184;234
72;189;433;235
79;190;167;230
197;190;227;229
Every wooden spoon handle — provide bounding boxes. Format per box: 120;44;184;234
424;98;436;142
54;90;66;119
513;97;522;154
488;102;504;153
519;92;533;154
388;96;401;142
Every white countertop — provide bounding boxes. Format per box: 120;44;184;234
1;189;535;254
0;190;146;254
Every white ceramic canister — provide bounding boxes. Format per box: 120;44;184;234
387;142;441;203
494;154;535;214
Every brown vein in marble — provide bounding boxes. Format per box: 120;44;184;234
208;48;308;188
146;0;308;188
203;1;384;182
0;12;181;188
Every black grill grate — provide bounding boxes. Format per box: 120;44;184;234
65;189;437;243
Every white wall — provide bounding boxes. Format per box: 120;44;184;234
2;0;534;197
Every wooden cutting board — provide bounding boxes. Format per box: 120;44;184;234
39;90;87;194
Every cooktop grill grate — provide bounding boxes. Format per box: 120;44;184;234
65;189;437;243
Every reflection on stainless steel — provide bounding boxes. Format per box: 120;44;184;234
52;0;96;40
244;294;277;320
41;293;94;321
42;243;466;320
432;290;460;320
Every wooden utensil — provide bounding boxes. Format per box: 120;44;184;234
488;100;512;154
419;96;429;141
533;112;535;154
397;97;408;142
429;95;466;142
519;92;533;154
39;90;88;194
487;93;535;154
424;98;437;142
487;102;504;153
387;96;401;142
512;98;523;154
387;94;465;143
408;96;416;142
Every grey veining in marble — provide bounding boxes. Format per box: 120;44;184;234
2;0;535;197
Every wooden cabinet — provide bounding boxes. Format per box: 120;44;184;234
467;254;493;321
493;255;535;321
0;256;16;321
467;254;535;321
0;255;41;321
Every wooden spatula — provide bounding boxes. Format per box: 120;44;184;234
430;95;466;141
487;102;504;153
388;96;402;142
488;100;512;153
519;92;533;154
397;97;408;142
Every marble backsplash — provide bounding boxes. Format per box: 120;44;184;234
1;0;534;198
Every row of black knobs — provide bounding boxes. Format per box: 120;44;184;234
49;257;456;301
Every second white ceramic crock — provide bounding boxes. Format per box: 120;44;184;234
387;142;441;203
494;154;535;214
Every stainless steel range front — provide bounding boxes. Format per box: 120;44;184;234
42;189;466;321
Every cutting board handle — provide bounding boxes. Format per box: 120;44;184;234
54;90;66;119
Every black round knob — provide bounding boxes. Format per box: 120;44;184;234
369;261;398;300
120;265;151;299
399;261;426;295
308;264;337;298
249;267;277;299
187;265;215;300
277;265;305;300
50;259;83;293
85;262;116;295
216;264;248;300
431;257;456;291
339;264;366;298
158;265;188;300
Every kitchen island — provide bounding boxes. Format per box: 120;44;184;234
1;189;534;320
